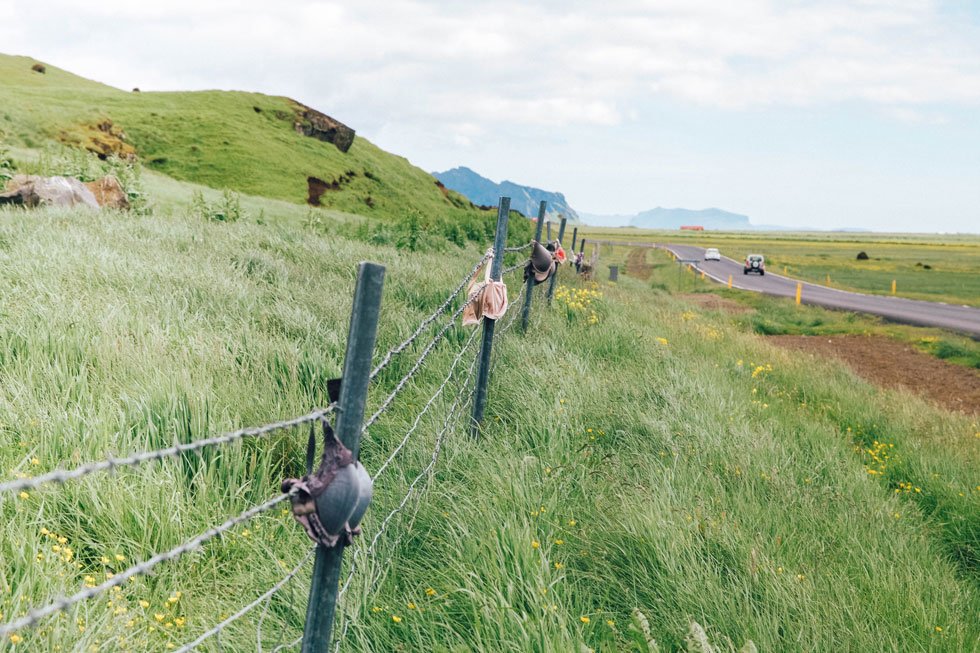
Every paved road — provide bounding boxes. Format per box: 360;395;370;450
659;244;980;338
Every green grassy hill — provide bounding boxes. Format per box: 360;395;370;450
0;53;480;222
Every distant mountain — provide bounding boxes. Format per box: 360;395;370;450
632;207;751;229
432;166;578;221
581;207;752;230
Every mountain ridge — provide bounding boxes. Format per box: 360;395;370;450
433;166;579;221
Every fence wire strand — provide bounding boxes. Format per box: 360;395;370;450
0;408;335;498
369;251;491;381
372;326;481;481
501;261;525;276
5;244;536;651
361;286;481;434
326;354;478;653
173;546;316;653
0;492;293;638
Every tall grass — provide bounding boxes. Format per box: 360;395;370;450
1;204;977;651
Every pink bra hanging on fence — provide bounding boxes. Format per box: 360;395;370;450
462;250;509;326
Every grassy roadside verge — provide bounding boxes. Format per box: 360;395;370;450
579;227;980;308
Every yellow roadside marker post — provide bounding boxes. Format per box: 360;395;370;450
796;282;802;305
891;279;896;295
728;274;733;289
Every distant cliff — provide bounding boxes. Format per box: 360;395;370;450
432;166;578;221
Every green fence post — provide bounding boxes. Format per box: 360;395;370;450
301;262;385;653
520;201;547;333
470;197;510;437
546;217;567;305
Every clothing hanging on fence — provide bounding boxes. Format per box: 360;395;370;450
525;240;556;284
463;250;509;325
548;240;565;264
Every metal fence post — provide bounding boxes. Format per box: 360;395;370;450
546;217;567;304
570;227;578;252
546;220;552;241
609;265;618;282
470;198;510;437
301;262;385;653
579;238;585;254
520;201;547;333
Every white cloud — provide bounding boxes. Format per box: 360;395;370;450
2;0;979;230
3;0;979;128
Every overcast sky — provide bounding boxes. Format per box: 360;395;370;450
3;0;979;231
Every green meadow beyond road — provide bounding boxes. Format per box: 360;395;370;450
660;244;980;337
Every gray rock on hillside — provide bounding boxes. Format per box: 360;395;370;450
1;174;101;209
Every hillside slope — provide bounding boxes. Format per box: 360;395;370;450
0;53;480;222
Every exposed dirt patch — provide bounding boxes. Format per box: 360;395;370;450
306;170;357;205
768;335;980;415
60;119;137;160
625;247;654;279
680;293;754;314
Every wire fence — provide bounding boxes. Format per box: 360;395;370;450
0;211;564;651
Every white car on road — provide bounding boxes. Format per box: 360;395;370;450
703;248;721;261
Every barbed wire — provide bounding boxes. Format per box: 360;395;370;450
328;360;475;653
369;250;491;381
172;546;316;653
497;283;527;336
267;302;486;653
336;352;477;605
501;261;526;276
0;408;335;498
361;286;480;434
502;241;533;253
371;327;481;481
0;492;293;638
269;632;302;653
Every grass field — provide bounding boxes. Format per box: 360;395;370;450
580;227;980;307
589;242;980;370
2;183;979;651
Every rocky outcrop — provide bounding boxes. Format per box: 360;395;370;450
292;102;355;153
0;175;100;209
84;120;138;160
84;175;129;209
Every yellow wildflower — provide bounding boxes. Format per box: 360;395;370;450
580;616;590;624
391;615;402;623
